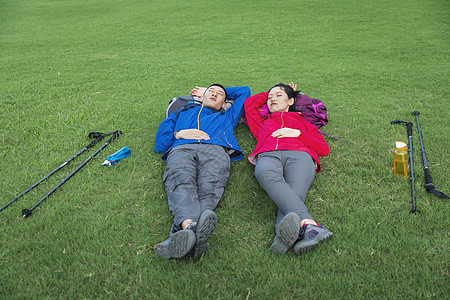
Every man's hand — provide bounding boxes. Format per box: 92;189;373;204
189;86;207;101
175;129;210;141
272;128;301;138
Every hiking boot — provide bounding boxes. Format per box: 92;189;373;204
269;212;301;254
154;229;196;259
293;223;333;254
190;209;217;258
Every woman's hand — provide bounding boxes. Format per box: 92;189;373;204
288;82;297;91
272;128;301;138
189;86;207;100
175;129;210;141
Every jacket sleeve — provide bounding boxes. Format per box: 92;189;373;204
224;86;251;128
300;121;330;157
244;91;269;138
154;113;177;153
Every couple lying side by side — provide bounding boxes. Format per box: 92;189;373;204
153;83;332;259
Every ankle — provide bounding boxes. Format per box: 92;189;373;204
181;219;195;230
300;219;319;227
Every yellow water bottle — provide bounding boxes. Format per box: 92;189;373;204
394;141;408;178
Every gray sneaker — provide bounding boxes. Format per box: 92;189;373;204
269;212;301;254
190;209;217;257
293;223;333;254
154;229;196;259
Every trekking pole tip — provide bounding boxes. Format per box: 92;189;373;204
412;111;420;116
22;209;32;218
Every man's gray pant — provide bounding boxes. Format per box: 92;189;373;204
164;143;230;234
254;151;316;233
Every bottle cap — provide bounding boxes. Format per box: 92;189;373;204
395;141;407;151
102;160;113;166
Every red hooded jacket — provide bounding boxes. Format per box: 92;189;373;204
244;91;329;172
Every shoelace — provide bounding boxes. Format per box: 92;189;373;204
185;221;198;232
297;225;308;241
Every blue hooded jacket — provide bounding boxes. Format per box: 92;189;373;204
154;86;251;162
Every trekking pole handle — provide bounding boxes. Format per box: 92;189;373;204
424;169;435;191
107;130;123;144
87;131;120;148
88;132;106;139
390;120;407;125
406;122;413;137
86;135;105;149
390;120;413;136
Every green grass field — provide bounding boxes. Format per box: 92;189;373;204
1;0;449;298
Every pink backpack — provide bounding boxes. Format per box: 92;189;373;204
293;93;328;128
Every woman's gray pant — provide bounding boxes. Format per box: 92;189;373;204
254;150;316;233
163;143;230;235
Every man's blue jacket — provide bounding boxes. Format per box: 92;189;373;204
154;86;251;162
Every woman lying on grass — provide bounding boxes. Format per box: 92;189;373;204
244;83;333;254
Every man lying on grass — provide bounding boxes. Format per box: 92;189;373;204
154;84;251;259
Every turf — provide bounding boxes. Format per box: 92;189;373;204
0;0;449;298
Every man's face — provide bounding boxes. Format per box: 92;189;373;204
202;86;226;110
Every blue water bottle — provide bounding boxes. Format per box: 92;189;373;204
102;147;131;166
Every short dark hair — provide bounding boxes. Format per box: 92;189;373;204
207;83;227;99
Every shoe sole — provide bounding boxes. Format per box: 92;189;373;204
278;213;301;245
293;231;333;254
155;230;196;259
270;213;301;254
192;209;217;257
269;236;289;254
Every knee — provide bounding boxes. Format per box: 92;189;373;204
254;165;281;185
164;166;196;186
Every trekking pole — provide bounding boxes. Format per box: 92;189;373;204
412;111;449;199
0;132;109;213
391;120;419;214
22;130;122;218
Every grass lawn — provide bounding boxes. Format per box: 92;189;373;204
0;0;448;298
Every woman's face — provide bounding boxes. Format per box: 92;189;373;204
267;87;294;113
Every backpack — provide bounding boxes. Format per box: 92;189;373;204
294;93;328;128
165;95;235;118
165;95;202;118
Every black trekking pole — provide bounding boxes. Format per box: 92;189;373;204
412;111;449;199
391;120;419;214
0;132;109;213
22;130;122;218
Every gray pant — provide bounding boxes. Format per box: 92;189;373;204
254;151;316;233
163;143;230;234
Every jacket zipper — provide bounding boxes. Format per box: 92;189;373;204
197;105;204;143
275;112;284;150
223;131;232;148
